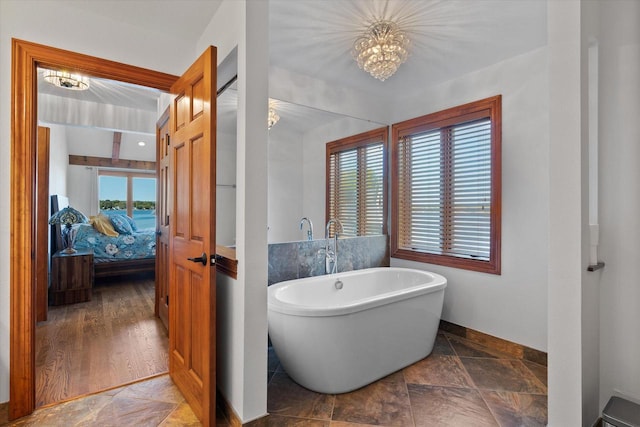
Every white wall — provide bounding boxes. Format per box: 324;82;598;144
217;131;237;247
580;2;601;425
235;1;269;421
269;65;391;242
270;67;388;126
268;126;304;243
387;47;549;352
66;166;96;217
62;127;155;161
198;0;269;422
302;117;386;237
47;124;69;198
598;0;640;411
0;0;203;405
547;1;583;424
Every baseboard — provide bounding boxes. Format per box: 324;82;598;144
217;391;242;427
217;391;269;427
439;319;547;366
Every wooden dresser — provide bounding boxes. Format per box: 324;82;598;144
50;248;94;305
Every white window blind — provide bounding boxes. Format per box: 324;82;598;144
398;119;491;260
328;137;385;237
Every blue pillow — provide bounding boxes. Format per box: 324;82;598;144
110;214;133;235
123;215;138;231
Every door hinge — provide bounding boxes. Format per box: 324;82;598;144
166;295;168;305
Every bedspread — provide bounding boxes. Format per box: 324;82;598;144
73;224;156;261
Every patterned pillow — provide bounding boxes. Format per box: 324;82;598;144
110;214;134;235
123;215;138;231
89;214;119;237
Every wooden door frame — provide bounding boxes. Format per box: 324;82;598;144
9;38;178;420
36;126;50;323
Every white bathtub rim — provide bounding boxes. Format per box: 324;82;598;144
268;267;447;317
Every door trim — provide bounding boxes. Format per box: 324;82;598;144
9;38;178;420
36;126;50;322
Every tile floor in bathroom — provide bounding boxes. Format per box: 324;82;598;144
0;374;214;427
267;332;547;427
1;331;547;426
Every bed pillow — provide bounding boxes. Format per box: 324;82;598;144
89;214;119;237
123;215;138;231
110;214;134;235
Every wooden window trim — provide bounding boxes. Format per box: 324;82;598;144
391;96;502;274
98;169;156;217
325;126;389;236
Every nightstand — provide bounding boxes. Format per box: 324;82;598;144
50;248;94;305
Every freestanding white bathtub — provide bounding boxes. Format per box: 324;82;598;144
268;267;447;394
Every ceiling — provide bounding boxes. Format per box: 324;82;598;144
38;71;161;112
66;0;223;45
269;0;547;97
40;0;548;136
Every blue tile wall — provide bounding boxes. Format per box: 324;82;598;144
268;235;389;285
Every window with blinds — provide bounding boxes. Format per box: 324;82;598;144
326;127;388;237
391;96;501;274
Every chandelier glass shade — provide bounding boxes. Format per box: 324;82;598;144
353;20;410;81
43;69;90;91
268;100;280;130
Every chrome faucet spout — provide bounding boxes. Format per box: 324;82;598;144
325;218;343;239
324;218;343;274
300;217;314;241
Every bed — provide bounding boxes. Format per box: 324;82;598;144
51;195;156;278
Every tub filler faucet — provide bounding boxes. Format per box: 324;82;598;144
300;217;313;241
324;218;343;275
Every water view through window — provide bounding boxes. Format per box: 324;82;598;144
99;174;156;229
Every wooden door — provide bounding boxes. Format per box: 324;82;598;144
36;126;50;322
156;108;170;331
169;46;217;426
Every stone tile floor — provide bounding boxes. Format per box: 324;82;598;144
0;375;218;427
267;332;547;427
1;331;547;426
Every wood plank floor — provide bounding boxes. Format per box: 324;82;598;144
35;275;168;408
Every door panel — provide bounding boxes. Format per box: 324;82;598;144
169;46;217;427
156;109;170;330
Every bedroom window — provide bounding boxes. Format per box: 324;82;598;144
326;127;388;237
98;170;156;229
391;96;502;274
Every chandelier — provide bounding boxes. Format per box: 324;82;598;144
268;100;280;130
353;20;410;81
43;69;90;91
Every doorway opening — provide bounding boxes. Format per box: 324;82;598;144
36;69;168;406
10;38;178;420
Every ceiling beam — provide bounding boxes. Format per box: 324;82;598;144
111;131;122;163
69;155;155;171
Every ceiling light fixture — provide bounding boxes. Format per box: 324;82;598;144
138;141;146;147
353;20;410;81
43;69;90;91
268;100;280;130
